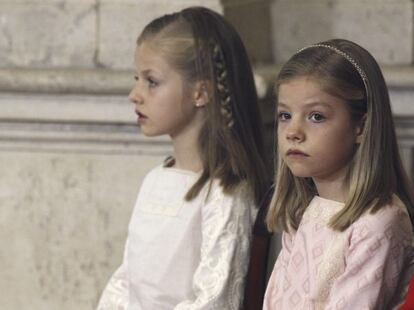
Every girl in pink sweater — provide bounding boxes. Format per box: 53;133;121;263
264;39;414;309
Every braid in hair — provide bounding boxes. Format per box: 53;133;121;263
212;43;234;129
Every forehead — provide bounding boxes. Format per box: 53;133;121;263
277;76;348;109
278;77;325;100
135;42;172;73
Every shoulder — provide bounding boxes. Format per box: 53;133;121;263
140;164;164;183
201;180;256;221
349;196;413;245
142;156;182;179
206;179;254;206
145;164;164;176
138;164;198;200
143;162;199;182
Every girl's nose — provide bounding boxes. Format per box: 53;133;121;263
128;84;143;105
286;120;305;142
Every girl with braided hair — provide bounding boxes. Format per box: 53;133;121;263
264;39;414;309
97;6;269;310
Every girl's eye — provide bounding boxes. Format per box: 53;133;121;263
309;112;325;122
147;77;158;88
133;75;139;81
278;112;291;121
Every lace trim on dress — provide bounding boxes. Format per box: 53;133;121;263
96;270;128;310
175;183;255;309
303;197;347;309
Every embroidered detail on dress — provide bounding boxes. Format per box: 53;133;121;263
97;268;129;310
175;182;255;309
304;197;346;309
302;197;343;224
314;232;347;308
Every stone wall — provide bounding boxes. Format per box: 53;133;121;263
0;0;222;70
0;149;165;309
1;1;414;309
270;0;414;65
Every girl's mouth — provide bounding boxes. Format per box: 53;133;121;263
135;111;148;123
287;149;309;157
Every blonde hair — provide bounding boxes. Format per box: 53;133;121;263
266;39;414;232
137;7;269;205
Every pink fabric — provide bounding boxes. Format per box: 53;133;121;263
264;196;414;310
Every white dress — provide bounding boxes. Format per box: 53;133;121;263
97;163;257;310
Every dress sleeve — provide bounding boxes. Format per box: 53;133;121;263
96;241;130;310
263;231;294;310
325;206;413;310
174;185;254;310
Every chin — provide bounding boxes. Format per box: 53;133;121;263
141;132;159;137
288;168;311;178
139;127;162;137
291;171;313;178
286;165;312;178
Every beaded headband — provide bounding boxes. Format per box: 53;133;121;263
296;44;368;88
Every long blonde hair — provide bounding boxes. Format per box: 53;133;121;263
137;7;269;205
266;39;414;232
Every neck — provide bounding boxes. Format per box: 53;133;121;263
313;172;349;203
170;124;203;173
171;140;202;173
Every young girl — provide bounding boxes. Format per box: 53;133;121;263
96;6;269;310
264;39;414;309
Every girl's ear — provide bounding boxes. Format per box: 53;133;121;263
193;81;210;107
355;114;367;144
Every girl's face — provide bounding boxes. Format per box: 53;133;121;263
277;76;363;186
129;42;201;138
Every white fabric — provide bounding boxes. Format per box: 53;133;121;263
97;164;257;310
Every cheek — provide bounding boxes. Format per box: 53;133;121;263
276;130;285;150
157;89;182;109
321;131;356;162
331;126;357;148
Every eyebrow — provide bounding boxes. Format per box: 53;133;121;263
140;69;153;76
135;67;160;75
278;101;334;110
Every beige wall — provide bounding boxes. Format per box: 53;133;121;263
270;0;414;65
0;151;164;309
0;1;414;309
0;0;222;70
